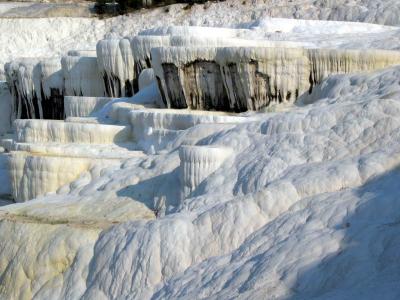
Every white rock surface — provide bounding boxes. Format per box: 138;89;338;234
62;55;106;97
96;39;135;97
138;68;155;91
1;2;400;299
15;119;132;144
34;57;64;119
81;66;400;299
179;145;233;199
64;96;113;118
8;151;126;202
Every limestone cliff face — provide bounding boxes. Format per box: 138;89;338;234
152;47;400;112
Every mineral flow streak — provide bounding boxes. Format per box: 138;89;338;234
152;47;400;112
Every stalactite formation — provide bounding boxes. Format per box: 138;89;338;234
152;46;400;112
5;26;400;124
4;57;64;120
130;35;171;82
96;39;135;97
4;59;40;119
61;55;106;98
35;58;65;119
0;81;12;134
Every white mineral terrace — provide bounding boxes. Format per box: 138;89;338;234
9;151;125;202
179;145;233;199
64;96;113;118
1;10;400;299
15;119;132;144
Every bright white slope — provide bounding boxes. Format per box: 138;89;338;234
0;1;400;299
1;64;399;298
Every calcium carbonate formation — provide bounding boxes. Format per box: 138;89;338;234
138;68;156;91
138;25;250;38
34;58;64;119
96;39;135;97
15;119;132;144
9;151;95;202
130;35;171;80
0;153;11;196
129;108;247;152
67;49;97;57
4;58;40;119
3;24;400;205
4;57;65;120
3;24;400;126
152;46;400;111
62;55;106;98
179;145;233;199
64;96;113;117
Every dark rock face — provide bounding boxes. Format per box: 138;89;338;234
223;60;299;111
41;88;64;120
183;60;230;111
161;60;231;111
103;74;121;98
161;63;187;109
102;74;136;98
